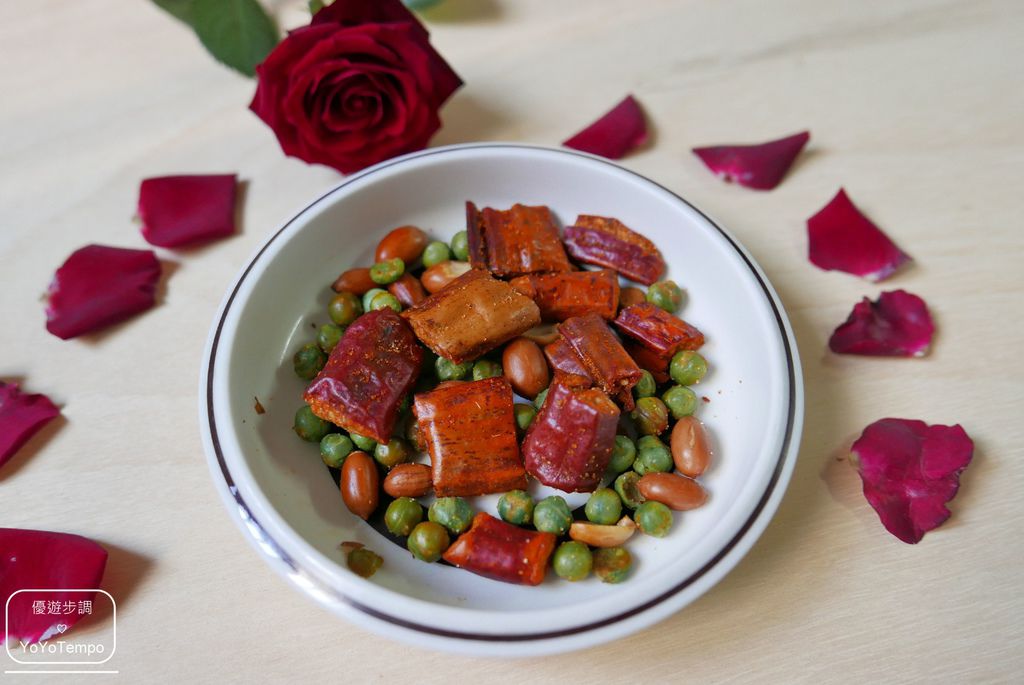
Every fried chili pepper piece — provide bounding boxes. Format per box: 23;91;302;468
414;377;527;497
544;336;594;383
559;313;643;409
465;202;572;276
614;302;705;380
509;269;619;322
521;377;620;492
304;309;422;443
443;513;556;586
562;215;665;285
402;268;540;363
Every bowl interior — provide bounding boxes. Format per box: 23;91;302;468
209;145;792;632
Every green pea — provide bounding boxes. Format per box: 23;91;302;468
533;496;572;535
293;405;330;442
633;370;657;399
533;387;549;410
293;343;327;380
320;433;354;468
385;497;423;537
635;441;673;475
405;416;425;451
374;437;411;469
663;385;698;419
635;500;673;537
514;404;537;433
553;541;592;582
407;521;450;562
614;471;645;509
369;292;402;313
329;291;362;326
428;497;473;535
435;356;471;381
349;432;377;452
450;230;470;261
632;396;669;435
370;257;405;285
362;288;387;312
347;547;383;578
636;435;663;451
608;435;636;474
422;241;451;268
317;323;344;354
646;280;683;313
472;359;502;381
497;490;534;526
585;488;623;525
669;350;707;386
593;547;632;584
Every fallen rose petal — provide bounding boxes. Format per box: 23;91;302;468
0;383;60;468
138;174;238;248
0;529;108;644
807;189;911;281
829;290;934;357
562;95;647;159
851;418;973;544
692;130;809;190
45;245;162;340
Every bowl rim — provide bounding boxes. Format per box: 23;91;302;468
199;142;803;652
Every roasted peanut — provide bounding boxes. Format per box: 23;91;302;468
332;267;376;295
619;286;647;309
569;516;637;547
521;323;559;346
420;261;472;293
388;273;427;307
502;337;550;399
638;472;707;511
375;225;429;264
340;450;379;520
670;415;712;477
383;462;432;498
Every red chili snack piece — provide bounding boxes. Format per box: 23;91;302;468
402;268;540;364
615;302;705;380
304;309;422;443
522;377;620;492
544;336;594;383
443;513;556;585
559;313;643;409
465;202;572;277
563;215;665;285
509;269;619;322
414;376;527;497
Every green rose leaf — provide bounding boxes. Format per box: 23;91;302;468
151;0;279;77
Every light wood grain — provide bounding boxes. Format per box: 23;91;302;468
2;0;1022;681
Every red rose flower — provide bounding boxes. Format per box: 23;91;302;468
249;0;462;174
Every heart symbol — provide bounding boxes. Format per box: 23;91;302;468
55;624;68;634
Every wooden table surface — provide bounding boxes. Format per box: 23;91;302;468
2;0;1021;681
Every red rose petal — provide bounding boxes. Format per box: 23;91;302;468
829;290;934;357
138;174;238;248
851;418;973;544
1;529;108;644
807;189;911;281
45;245;162;340
692;130;809;190
0;383;60;468
562;95;648;160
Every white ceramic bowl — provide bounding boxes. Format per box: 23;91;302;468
199;143;803;657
